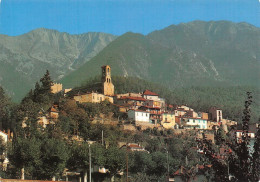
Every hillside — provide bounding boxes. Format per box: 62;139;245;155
61;21;260;89
70;76;260;124
0;29;117;101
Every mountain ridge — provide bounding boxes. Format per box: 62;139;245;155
0;28;117;101
61;20;260;89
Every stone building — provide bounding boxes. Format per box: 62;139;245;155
209;107;223;122
102;65;114;96
51;83;63;93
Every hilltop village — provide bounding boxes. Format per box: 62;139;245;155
50;65;240;134
0;65;259;182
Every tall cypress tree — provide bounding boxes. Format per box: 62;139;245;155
40;70;53;96
252;120;260;181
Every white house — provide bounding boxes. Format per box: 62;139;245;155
230;130;255;143
0;131;8;171
0;131;8;143
128;109;150;123
142;90;159;101
182;118;208;129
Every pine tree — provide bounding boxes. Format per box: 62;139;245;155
40;70;53;96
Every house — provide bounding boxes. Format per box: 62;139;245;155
185;110;198;118
175;108;187;117
139;106;162;125
116;92;142;99
142;90;165;108
37;116;51;128
126;143;147;152
198;112;209;120
181;117;208;130
117;96;146;108
0;131;8;171
51;83;63;94
49;105;59;119
74;92;113;104
0;131;8;143
142;90;159;100
230;130;255;142
209;107;223;122
128;109;150;124
161;112;175;129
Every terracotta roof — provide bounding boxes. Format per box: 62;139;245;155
128;144;143;149
129;109;150;113
50;107;58;112
118;96;146;101
236;130;254;133
140;106;161;109
143;90;159;96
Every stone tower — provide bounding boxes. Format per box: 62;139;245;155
101;65;114;96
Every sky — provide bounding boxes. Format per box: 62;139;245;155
0;0;259;36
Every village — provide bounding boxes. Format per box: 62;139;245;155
49;65;256;138
0;65;258;182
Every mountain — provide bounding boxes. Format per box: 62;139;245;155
0;28;117;101
61;21;260;89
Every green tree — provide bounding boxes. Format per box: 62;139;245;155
105;146;126;182
37;138;69;180
8;136;41;179
252;121;260;181
0;86;12;130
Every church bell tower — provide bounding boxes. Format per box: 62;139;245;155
101;65;114;96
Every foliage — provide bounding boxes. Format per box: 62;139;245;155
199;92;260;181
105;146;126;179
252;121;260;181
0;86;12;130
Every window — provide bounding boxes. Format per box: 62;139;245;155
100;97;102;101
193;120;195;123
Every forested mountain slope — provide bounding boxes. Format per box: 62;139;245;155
61;21;260;89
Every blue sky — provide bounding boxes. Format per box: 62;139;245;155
0;0;259;36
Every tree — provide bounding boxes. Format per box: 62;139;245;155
36;138;69;180
105;146;126;182
251;120;260;181
40;70;53;96
8;136;41;179
0;86;12;130
198;92;258;181
67;142;89;180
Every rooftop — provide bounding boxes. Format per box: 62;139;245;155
143;90;159;96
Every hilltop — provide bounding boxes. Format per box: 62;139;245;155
70;75;260;124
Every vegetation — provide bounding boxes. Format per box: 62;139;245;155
198;92;260;181
0;70;259;181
